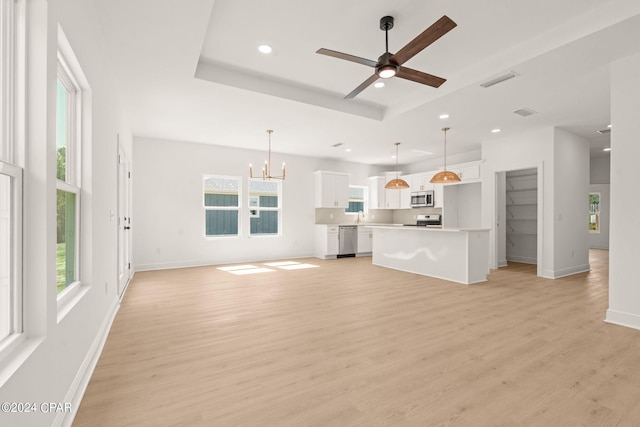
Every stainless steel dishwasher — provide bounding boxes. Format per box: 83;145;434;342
338;225;358;258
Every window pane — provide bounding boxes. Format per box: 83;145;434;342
0;174;10;339
250;211;278;235
346;201;364;213
249;180;279;207
204;177;239;207
56;80;69;181
345;186;366;213
56;189;76;292
205;210;238;236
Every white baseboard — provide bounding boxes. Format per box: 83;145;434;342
605;309;640;331
506;256;537;264
56;300;120;427
136;254;315;271
497;258;508;268
548;263;591;279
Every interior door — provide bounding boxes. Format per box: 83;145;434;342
117;142;132;296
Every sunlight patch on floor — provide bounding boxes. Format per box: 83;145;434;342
218;261;320;275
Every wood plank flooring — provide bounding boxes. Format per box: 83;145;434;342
73;250;640;426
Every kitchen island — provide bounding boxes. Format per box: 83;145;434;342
368;225;490;285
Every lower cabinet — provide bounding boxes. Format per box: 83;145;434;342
315;225;339;259
315;225;373;259
357;226;373;254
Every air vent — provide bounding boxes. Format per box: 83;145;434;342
480;71;519;88
331;142;344;147
513;108;537;117
596;128;611;135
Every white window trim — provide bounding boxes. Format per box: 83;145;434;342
55;26;89;312
345;185;368;215
203;175;242;239
0;0;25;362
0;161;23;357
248;178;282;238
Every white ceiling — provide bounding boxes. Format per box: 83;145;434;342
94;0;640;166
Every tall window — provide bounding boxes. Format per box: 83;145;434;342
345;185;366;213
1;0;23;347
249;179;281;236
204;175;241;237
56;57;81;294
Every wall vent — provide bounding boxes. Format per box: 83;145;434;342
513;108;537;117
480;71;519;88
596;128;611;135
331;142;344;147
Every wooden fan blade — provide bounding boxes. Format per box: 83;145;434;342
390;15;457;66
396;67;446;88
344;74;379;99
316;48;377;67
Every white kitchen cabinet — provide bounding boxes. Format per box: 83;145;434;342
368;176;386;209
314;225;339;259
357;226;373;254
410;173;433;192
448;161;482;183
314;171;349;208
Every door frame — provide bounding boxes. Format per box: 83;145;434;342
117;139;132;297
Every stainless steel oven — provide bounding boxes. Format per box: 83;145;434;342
410;190;434;208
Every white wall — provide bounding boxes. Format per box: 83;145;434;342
606;52;640;330
590;156;611;184
481;127;590;278
481;127;553;276
552;128;590;276
0;1;132;426
133;137;380;270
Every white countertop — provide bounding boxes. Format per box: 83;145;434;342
366;225;490;232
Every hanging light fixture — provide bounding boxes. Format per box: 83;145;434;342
385;142;410;189
430;127;460;183
249;129;285;180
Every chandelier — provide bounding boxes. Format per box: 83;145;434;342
249;129;285;180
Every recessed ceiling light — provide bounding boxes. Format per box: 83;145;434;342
258;45;272;54
391;155;396;159
491;128;501;133
374;82;385;88
603;147;612;152
607;124;612;128
439;114;449;119
345;148;352;152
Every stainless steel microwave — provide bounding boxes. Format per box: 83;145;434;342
410;190;434;208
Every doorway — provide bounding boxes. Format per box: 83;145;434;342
495;166;543;276
117;142;132;297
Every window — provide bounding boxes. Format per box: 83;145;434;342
589;192;600;233
204;175;241;237
345;185;366;213
249;179;281;236
56;55;81;294
1;0;23;348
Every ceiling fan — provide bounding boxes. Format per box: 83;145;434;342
316;15;457;99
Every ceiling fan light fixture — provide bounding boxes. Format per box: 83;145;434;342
377;64;397;79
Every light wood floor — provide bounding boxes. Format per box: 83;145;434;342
74;250;640;426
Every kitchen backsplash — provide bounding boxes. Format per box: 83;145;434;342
315;207;442;225
315;208;393;225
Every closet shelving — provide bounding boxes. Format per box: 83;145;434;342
505;169;537;264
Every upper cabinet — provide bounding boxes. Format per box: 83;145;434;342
448;161;482;183
314;171;349;208
370;173;411;209
368;176;386;209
